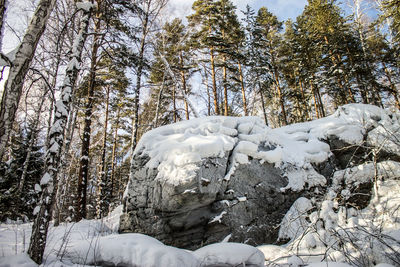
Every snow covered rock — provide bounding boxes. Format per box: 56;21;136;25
192;242;265;266
65;233;199;267
120;104;400;250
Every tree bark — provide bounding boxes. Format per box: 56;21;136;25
258;82;268;126
153;74;165;128
0;0;8;50
270;46;287;125
203;64;211;116
110;107;120;198
223;56;228;116
180;53;189;120
128;8;149;192
172;85;177;122
210;46;219;115
96;85;110;219
54;103;78;226
0;0;56;161
238;62;247;116
28;4;92;264
76;14;101;221
274;72;287;125
298;78;310;121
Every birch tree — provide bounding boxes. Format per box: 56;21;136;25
28;2;94;263
0;0;56;161
0;0;8;50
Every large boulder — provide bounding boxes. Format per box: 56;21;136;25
119;104;400;250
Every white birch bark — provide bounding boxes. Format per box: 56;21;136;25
27;3;94;263
0;0;8;51
0;0;56;161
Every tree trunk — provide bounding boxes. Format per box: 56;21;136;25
158;52;200;118
383;62;400;110
298;78;310;121
323;35;354;104
172;85;177;122
76;15;101;222
203;64;211;116
96;85;110;219
270;47;287;125
258;82;268;126
238;62;247;116
210;46;219;115
0;0;56;161
180;53;189;120
310;79;321;119
0;0;8;50
274;72;287;125
28;4;92;264
110;108;120;198
153;75;165;128
128;10;149;193
54;103;78;226
223;56;228;116
316;82;325;117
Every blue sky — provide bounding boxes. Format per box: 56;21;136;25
232;0;308;21
168;0;309;22
168;0;381;25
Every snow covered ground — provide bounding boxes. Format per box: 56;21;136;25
1;195;398;266
0;206;265;267
1;104;400;266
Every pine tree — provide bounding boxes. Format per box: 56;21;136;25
188;0;221;115
280;19;311;123
145;18;194;126
242;5;272;124
380;0;400;42
94;50;129;218
255;7;288;125
0;124;43;222
292;9;326;118
299;0;355;107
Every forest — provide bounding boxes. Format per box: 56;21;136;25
0;0;399;264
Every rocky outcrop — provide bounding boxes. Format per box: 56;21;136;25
119;104;400;250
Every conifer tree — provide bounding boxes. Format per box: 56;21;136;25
255;7;288;125
242;5;271;124
300;0;355;107
188;0;221;115
146;18;194;125
292;10;326;118
0;124;43;222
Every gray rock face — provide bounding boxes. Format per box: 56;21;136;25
119;104;400;249
119;148;301;249
120;152;230;249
